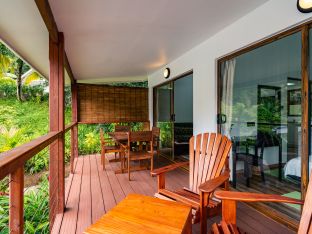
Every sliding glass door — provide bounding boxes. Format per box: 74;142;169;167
219;32;303;221
154;72;193;161
154;83;174;159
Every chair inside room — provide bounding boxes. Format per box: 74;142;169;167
124;131;154;180
232;131;282;188
211;171;312;234
151;132;232;234
100;128;124;170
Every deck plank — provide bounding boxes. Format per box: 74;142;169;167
76;156;92;234
90;154;105;223
59;157;84;234
104;155;126;203
95;155;116;212
108;156;135;196
53;154;296;234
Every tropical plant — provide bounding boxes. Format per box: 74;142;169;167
0;42;44;101
0;125;28;153
0;177;50;234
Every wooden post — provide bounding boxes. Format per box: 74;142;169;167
9;167;24;234
71;82;78;173
49;32;65;226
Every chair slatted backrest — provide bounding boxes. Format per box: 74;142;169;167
115;125;131;132
298;172;312;234
128;131;153;143
189;133;232;194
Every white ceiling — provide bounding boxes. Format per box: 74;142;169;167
0;0;71;84
1;0;269;82
49;0;269;81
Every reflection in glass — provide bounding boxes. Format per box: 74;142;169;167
221;32;302;221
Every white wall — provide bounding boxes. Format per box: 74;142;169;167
148;0;312;135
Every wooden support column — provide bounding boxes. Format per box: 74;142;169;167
301;25;309;200
9;167;24;234
49;32;65;226
70;82;79;173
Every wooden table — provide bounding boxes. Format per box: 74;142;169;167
108;131;152;175
84;194;192;234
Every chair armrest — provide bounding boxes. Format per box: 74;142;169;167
151;162;189;176
198;171;230;193
214;191;304;205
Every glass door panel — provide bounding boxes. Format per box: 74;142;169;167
173;74;193;161
155;83;174;159
220;32;302;221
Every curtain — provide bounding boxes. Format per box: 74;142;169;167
221;59;236;180
221;59;236;137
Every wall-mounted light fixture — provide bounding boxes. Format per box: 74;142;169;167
297;0;312;13
164;67;170;79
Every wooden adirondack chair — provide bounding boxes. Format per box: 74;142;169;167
211;172;312;234
151;132;232;234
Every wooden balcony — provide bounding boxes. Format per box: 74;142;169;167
51;154;295;234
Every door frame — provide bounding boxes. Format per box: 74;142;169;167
216;22;312;230
153;69;193;160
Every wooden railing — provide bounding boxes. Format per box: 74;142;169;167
0;122;77;233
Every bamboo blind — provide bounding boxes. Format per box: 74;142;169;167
77;84;149;123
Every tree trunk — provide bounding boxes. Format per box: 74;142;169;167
16;59;24;102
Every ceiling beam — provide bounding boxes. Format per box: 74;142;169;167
34;0;58;43
35;0;75;83
65;54;75;84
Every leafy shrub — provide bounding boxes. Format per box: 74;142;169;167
22;84;48;103
25;149;49;174
78;124;101;155
0;126;28;153
0;177;49;234
0;78;16;98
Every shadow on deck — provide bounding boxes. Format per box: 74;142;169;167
51;154;295;234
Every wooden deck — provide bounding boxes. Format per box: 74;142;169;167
52;154;295;234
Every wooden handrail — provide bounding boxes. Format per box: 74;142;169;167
0;131;61;180
0;122;78;180
65;122;77;133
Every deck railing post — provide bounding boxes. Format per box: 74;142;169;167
9;166;24;234
49;32;65;227
70;82;78;173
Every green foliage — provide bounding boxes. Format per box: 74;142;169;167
110;81;148;88
0;77;16;98
0;177;50;234
25;149;49;174
78;124;101;155
0;126;28;153
157;122;173;148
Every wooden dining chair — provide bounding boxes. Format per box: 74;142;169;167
211;173;312;234
100;128;124;170
124;131;154;180
151;132;232;234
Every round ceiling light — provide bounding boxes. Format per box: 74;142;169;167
297;0;312;13
164;67;170;79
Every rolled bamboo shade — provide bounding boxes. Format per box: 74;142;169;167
77;84;149;123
